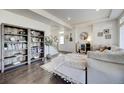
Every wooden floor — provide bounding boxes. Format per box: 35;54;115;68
0;62;69;84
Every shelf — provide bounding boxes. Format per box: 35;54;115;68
31;46;44;48
4;61;28;70
14;54;28;57
4;55;28;59
4;33;28;37
4;56;16;59
31;41;44;43
31;52;44;55
31;35;44;38
1;23;45;73
31;58;43;62
30;30;44;64
4;41;27;43
39;52;44;53
4;48;27;52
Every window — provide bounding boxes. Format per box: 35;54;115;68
59;31;64;44
120;15;124;24
120;26;124;49
59;35;64;44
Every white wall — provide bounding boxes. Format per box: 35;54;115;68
118;12;124;48
0;10;51;35
50;26;75;52
75;25;93;43
120;26;124;49
50;19;119;52
59;30;75;52
92;20;118;46
0;9;51;60
51;19;119;52
75;19;119;48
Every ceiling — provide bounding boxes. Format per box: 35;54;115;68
45;9;111;25
5;9;72;29
5;9;59;26
5;9;123;29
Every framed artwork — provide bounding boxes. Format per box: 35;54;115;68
69;33;73;41
80;32;88;40
65;35;69;40
104;29;110;34
105;34;111;39
97;32;103;37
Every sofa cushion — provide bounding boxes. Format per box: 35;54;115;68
87;50;124;64
64;53;87;70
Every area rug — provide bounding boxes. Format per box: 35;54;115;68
41;54;86;84
41;60;62;74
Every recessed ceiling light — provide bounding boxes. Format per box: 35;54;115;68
59;31;64;34
67;17;71;21
96;9;100;11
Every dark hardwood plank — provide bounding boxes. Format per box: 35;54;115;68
0;62;68;84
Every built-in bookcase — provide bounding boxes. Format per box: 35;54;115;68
30;29;44;63
1;23;44;73
1;23;28;73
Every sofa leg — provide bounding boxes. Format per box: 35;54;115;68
85;67;87;84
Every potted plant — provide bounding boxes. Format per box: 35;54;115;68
44;36;53;59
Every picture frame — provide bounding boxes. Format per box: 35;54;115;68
69;33;73;41
104;29;110;34
97;32;103;37
65;35;69;40
105;34;111;39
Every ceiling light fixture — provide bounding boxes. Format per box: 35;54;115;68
96;9;100;11
67;17;71;21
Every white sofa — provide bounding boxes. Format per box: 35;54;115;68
41;53;87;84
87;49;124;84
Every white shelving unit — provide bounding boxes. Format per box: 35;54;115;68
0;23;44;73
30;29;44;63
